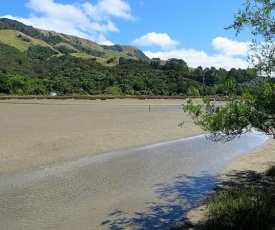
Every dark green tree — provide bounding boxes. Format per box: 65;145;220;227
0;72;12;94
164;58;189;73
150;58;161;69
193;66;205;83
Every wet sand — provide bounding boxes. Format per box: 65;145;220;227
0;123;268;230
0;99;204;174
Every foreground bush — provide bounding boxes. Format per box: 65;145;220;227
201;188;275;230
267;165;275;177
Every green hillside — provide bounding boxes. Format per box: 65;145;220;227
0;18;149;65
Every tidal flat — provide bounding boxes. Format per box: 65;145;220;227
0;99;269;229
0;98;203;174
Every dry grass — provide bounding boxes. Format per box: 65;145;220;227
54;42;79;51
0;30;54;52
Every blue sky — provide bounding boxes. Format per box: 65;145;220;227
0;0;253;69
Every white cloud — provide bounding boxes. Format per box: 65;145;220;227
100;40;115;46
1;0;133;44
82;0;133;22
212;37;250;56
143;37;250;70
133;33;249;69
133;32;179;50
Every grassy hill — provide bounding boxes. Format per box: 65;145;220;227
0;18;149;66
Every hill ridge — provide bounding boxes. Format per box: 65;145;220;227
0;17;149;65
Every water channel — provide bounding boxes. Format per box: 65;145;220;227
0;131;268;230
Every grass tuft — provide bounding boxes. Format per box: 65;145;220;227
201;188;275;230
267;165;275;177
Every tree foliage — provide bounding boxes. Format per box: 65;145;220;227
0;40;264;97
183;79;275;141
26;45;58;61
183;0;275;141
227;0;275;76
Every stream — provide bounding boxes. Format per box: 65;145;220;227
0;131;269;230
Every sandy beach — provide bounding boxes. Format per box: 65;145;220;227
0;98;204;174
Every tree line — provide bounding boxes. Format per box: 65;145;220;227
0;41;264;96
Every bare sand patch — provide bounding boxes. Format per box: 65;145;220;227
0;99;204;174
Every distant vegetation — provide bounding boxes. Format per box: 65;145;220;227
0;18;266;97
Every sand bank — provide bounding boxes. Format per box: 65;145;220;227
0;99;204;174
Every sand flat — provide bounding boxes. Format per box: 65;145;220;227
1;98;274;229
0;99;204;174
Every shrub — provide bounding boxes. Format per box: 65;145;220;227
202;188;275;230
267;165;275;177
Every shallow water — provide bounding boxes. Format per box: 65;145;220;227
0;131;268;230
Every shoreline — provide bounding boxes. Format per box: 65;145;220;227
174;136;275;229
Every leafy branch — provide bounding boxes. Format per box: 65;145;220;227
182;80;275;142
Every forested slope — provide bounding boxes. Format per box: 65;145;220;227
0;18;264;96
